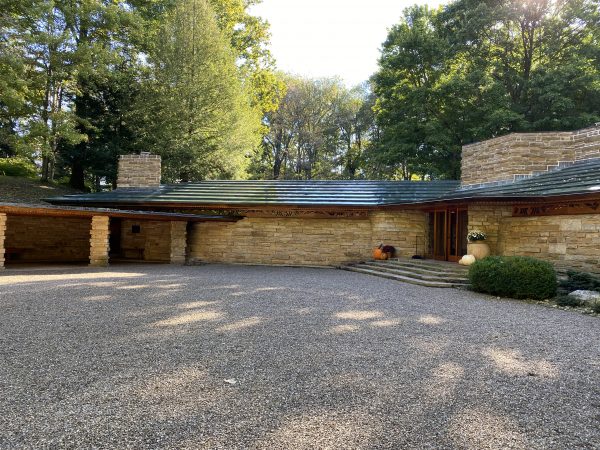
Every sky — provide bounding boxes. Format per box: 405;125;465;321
249;0;444;87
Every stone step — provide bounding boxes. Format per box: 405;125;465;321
367;260;469;276
394;257;469;270
357;262;469;283
343;266;464;288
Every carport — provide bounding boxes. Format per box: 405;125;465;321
0;203;238;269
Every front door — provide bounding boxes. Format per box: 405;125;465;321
430;208;468;261
447;208;468;262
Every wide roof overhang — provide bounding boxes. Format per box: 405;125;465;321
0;203;240;222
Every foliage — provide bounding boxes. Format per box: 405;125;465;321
558;270;600;294
372;0;600;179
1;0;274;187
249;75;378;180
554;294;582;307
467;230;486;242
468;256;557;300
0;157;37;178
137;0;261;182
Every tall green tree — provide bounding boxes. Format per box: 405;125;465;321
137;0;260;182
373;0;600;180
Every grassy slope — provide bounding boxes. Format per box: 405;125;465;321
0;176;82;205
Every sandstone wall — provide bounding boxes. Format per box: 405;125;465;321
467;205;513;255
90;216;110;267
5;216;91;262
461;124;600;186
573;125;600;161
117;154;161;189
498;215;600;273
120;219;173;262
188;211;428;266
371;211;429;257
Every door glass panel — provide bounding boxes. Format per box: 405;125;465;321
458;210;468;256
434;211;446;258
427;213;434;257
449;210;457;257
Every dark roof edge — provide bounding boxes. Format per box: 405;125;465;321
0;203;240;222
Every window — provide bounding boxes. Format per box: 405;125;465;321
131;225;141;233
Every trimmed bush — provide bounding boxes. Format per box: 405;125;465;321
0;157;38;178
469;256;557;300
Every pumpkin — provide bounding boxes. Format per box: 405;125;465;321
373;248;383;260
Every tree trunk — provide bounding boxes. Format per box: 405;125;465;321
70;159;86;190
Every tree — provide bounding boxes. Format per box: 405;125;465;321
137;0;261;182
251;75;377;180
372;0;600;180
372;5;453;179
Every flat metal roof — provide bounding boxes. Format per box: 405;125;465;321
46;180;461;208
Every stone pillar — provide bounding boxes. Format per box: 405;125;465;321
169;221;187;264
90;216;110;267
0;213;6;270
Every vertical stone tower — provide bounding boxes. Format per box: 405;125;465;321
117;153;162;189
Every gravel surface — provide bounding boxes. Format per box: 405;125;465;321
1;264;599;449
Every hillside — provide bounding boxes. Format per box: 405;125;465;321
0;176;82;205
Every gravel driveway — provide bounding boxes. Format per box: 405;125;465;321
1;264;599;449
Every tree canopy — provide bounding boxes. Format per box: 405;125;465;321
372;0;600;180
1;0;599;186
0;0;276;188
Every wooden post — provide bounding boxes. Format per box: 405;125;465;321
90;216;110;267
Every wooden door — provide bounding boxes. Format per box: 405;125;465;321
432;210;447;260
446;208;468;262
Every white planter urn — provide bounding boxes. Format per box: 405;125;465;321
467;241;490;260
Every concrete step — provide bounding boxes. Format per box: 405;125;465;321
367;260;468;277
343;266;464;288
386;258;469;273
357;262;469;284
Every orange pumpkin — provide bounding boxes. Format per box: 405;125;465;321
373;248;383;260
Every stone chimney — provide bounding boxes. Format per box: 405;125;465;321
117;153;161;189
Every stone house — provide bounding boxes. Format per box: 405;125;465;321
1;124;599;273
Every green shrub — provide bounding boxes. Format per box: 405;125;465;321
0;157;38;178
469;256;557;300
555;294;582;307
558;270;600;294
591;302;600;314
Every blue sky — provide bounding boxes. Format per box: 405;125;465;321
249;0;444;87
